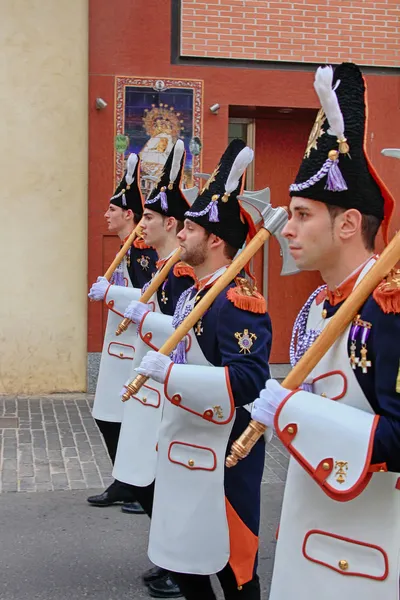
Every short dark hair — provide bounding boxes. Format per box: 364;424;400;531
326;204;381;252
133;212;142;226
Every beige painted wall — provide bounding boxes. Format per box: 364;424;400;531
0;1;88;393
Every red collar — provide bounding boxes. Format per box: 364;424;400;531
194;274;215;291
316;257;376;307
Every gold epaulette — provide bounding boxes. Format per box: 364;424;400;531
373;268;400;314
133;236;151;250
226;277;266;314
173;261;196;281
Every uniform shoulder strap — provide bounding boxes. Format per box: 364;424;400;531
226;276;266;314
373;268;400;313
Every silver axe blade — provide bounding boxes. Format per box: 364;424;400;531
381;148;400;159
182;186;199;206
195;173;299;276
238;190;300;276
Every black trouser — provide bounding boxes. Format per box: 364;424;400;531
95;419;121;464
95;419;136;496
170;564;260;600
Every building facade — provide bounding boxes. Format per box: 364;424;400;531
1;1;398;393
89;0;400;366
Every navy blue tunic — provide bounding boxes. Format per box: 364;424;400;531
323;293;400;472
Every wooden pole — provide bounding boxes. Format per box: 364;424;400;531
226;230;400;468
122;226;273;401
115;248;182;336
103;223;142;281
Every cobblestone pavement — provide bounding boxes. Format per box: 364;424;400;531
0;395;113;494
0;395;288;494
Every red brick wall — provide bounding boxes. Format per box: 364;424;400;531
181;0;399;67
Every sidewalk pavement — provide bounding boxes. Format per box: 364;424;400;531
0;394;289;494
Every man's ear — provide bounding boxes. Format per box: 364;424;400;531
165;216;177;232
338;208;362;241
125;208;134;221
208;233;225;250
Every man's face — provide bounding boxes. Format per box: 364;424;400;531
104;204;127;234
282;197;341;272
177;220;209;267
141;209;167;247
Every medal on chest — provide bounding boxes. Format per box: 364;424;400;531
235;329;257;354
137;254;150;271
349;316;372;373
160;281;168;305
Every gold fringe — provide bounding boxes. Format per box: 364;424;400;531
173;262;196;281
227;277;266;314
133;237;151;250
373;269;400;314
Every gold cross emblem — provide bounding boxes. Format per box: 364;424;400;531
137;255;150;270
213;405;224;420
194;319;203;336
335;461;348;484
234;329;257;354
161;290;168;305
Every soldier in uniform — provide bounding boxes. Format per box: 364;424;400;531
87;153;157;512
135;139;273;599
251;63;400;600
111;140;196;598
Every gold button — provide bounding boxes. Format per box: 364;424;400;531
188;459;195;467
142;396;147;403
321;392;327;398
237;585;243;591
322;309;327;319
322;462;330;471
119;352;123;357
287;426;295;435
338;559;349;571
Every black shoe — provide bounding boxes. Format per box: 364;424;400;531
121;501;145;515
142;566;169;586
87;481;136;507
148;574;182;598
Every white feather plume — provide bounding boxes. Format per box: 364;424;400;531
225;146;254;194
314;66;345;141
125;153;138;185
169;140;185;184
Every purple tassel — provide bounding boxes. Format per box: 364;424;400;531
111;270;124;287
325;159;348;192
171;339;187;364
301;382;314;393
208;200;219;223
121;193;127;207
160;191;168;212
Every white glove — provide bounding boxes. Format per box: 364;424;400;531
135;350;172;384
251;379;289;430
88;276;109;301
123;300;151;323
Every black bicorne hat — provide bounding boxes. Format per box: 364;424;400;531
110;153;144;215
185;139;254;249
144;140;190;222
289;62;394;243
